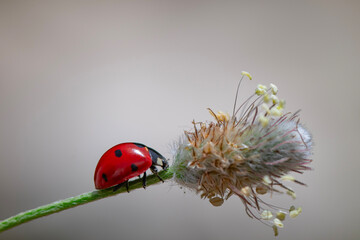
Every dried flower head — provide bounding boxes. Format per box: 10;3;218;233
171;72;312;235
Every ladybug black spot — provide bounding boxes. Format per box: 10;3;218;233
133;143;146;148
102;173;108;182
131;164;138;172
115;149;122;157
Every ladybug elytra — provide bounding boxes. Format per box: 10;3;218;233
94;142;168;191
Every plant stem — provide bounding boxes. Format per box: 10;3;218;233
0;169;174;233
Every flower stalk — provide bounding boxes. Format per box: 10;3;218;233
0;169;174;233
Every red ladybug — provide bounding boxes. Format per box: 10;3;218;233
94;142;168;191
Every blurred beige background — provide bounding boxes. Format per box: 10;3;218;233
0;1;359;239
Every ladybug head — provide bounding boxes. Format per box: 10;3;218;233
148;147;169;170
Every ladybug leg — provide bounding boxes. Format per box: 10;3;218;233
112;183;124;192
125;180;129;192
150;165;164;183
112;181;130;193
142;172;147;189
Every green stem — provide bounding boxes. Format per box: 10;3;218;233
0;169;174;233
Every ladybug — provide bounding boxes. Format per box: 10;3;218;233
94;142;168;192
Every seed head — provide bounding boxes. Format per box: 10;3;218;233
171;75;313;236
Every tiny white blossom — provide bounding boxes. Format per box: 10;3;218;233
255;84;267;95
273;218;284;228
286;190;297;200
241;71;252;80
259;116;269;127
270;107;282;116
289;206;302;218
261;210;273;220
276;211;286;221
281;175;295;181
271;94;279;104
263;175;272;185
270;83;278;94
